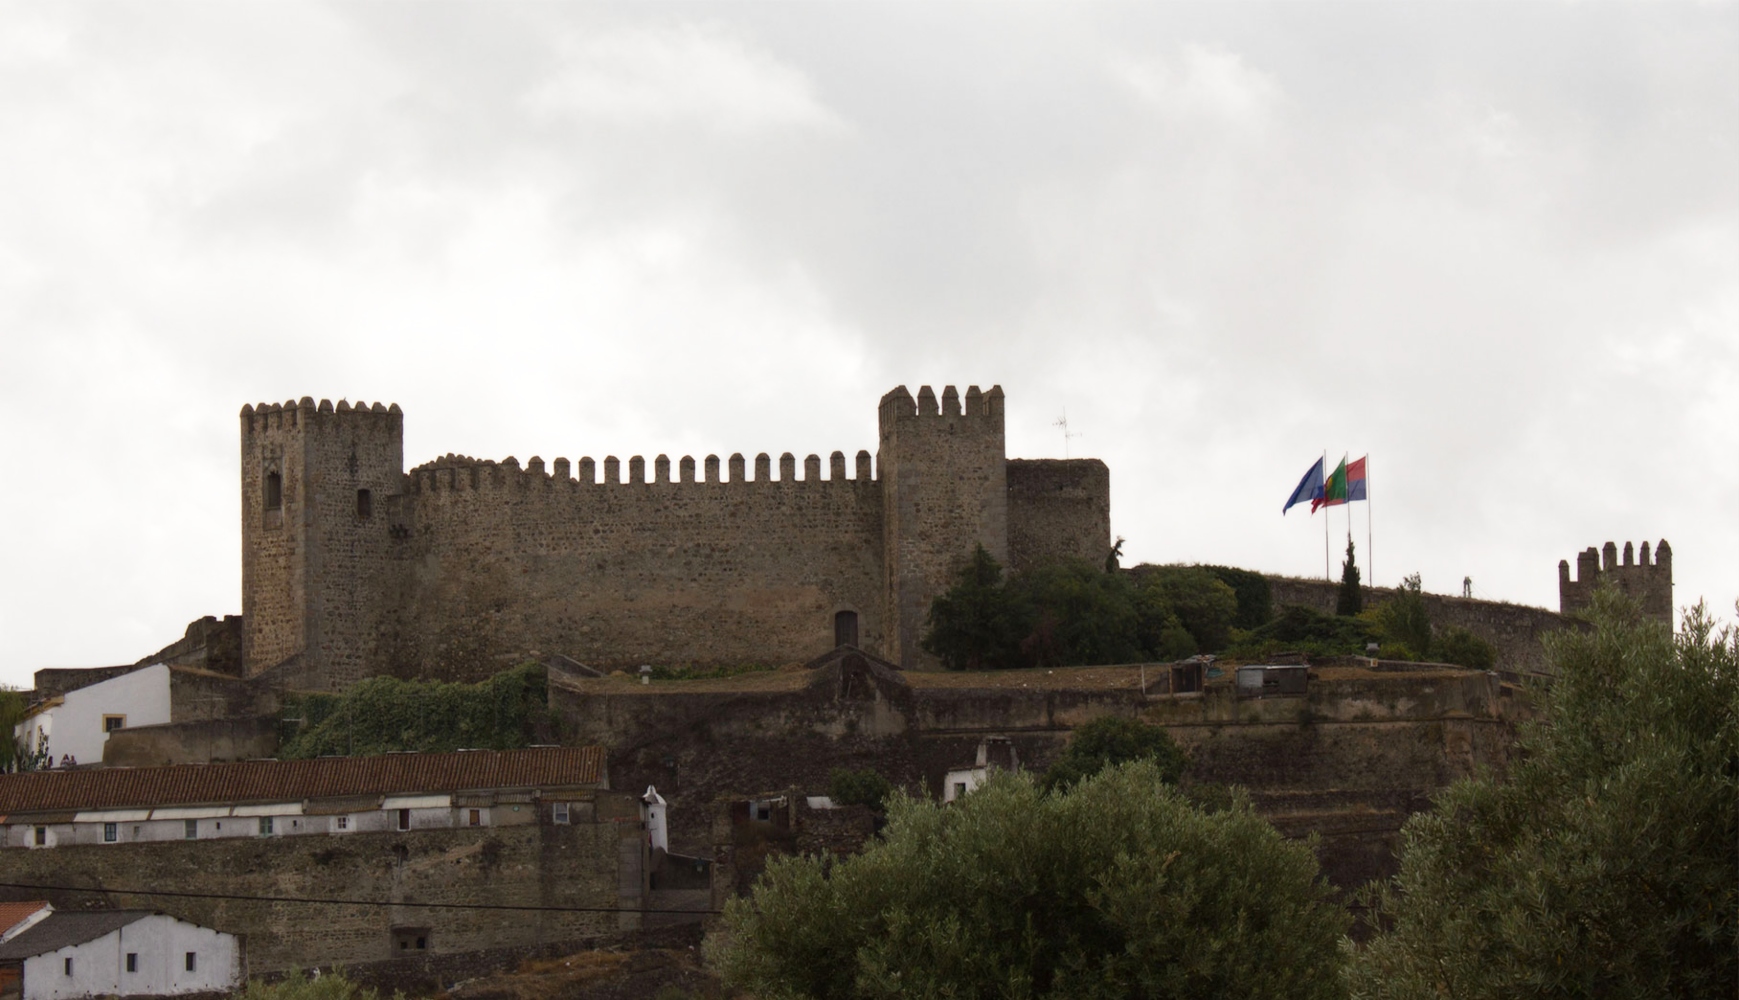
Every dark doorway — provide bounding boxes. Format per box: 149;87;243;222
834;610;859;648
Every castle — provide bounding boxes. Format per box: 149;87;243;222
239;385;1111;689
1558;539;1673;622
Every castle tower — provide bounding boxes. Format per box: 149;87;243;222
1558;539;1673;625
240;398;404;687
877;384;1008;668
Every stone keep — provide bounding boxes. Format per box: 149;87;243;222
239;387;1110;688
1558;539;1673;625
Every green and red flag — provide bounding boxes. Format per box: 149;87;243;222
1311;456;1349;513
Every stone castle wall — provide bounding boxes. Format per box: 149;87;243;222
1006;459;1112;573
1559;539;1672;624
0;800;640;973
1266;576;1575;674
390;454;886;679
239;386;1112;687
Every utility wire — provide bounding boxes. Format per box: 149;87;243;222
0;881;722;916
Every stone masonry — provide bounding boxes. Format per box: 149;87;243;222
1559;539;1673;625
238;386;1111;688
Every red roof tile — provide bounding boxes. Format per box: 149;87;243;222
0;747;605;815
0;901;48;935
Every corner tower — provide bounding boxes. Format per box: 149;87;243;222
878;384;1008;668
240;398;404;687
1558;539;1673;626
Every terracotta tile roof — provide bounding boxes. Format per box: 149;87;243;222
0;747;605;815
0;902;48;936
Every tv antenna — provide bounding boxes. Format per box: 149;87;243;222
1054;408;1083;459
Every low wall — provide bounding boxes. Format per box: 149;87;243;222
102;717;280;767
1267;576;1574;673
0;800;641;973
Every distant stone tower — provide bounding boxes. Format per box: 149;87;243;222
240;398;404;688
1558;539;1673;625
877;385;1009;669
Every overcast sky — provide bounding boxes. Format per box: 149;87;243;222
1;2;1734;684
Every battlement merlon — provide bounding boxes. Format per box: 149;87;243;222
878;384;1004;435
407;449;878;490
241;398;404;435
1558;539;1673;624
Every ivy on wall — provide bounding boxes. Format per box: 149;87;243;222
279;662;553;759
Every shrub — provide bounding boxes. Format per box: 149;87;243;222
1009;559;1145;667
1138;566;1239;654
828;768;894;811
1041;715;1188;792
1433;626;1496;670
709;761;1349;1000
921;545;1029;670
1372;574;1431;659
1201;565;1274;630
280;662;550;758
232;969;390;1000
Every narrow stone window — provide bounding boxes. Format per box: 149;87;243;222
126;953;138;973
397;808;410;831
356;488;372;519
64;957;72;976
834;610;859;648
184;819;197;840
33;827;45;846
185;952;196;973
264;471;283;510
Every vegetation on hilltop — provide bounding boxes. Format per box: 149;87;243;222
708;760;1348;999
1347;591;1739;997
279;662;555;759
1039;715;1188;793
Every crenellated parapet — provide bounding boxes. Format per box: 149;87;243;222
1558;539;1673;625
408;447;877;494
240;398;403;435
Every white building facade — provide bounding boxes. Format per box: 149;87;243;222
1;912;240;1000
14;665;172;768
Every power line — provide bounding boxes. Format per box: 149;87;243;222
0;881;721;916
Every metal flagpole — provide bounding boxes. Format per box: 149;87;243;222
1367;456;1374;589
1322;449;1330;581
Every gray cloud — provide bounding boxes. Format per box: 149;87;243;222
0;1;1733;681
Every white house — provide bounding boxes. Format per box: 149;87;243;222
943;736;1020;803
0;911;240;999
0;746;609;850
15;665;173;768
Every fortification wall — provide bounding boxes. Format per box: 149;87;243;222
1006;459;1112;572
0;804;636;973
879;385;1008;668
390;451;885;678
1559;538;1672;624
102;717;280;767
1267;576;1571;674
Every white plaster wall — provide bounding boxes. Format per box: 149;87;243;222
13;665;171;767
21;916;240;999
943;767;988;803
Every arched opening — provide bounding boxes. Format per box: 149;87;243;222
834;610;859;648
263;471;282;510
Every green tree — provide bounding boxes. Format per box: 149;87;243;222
709;761;1349;1000
279;662;550;758
1137;566;1239;654
828;768;895;811
1040;715;1188;793
1372;573;1431;658
1347;591;1739;998
233;969;393;1000
1200;565;1274;630
1336;539;1362;616
1432;626;1496;671
1010;559;1144;667
921;545;1028;671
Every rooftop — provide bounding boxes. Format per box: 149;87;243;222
0;746;605;816
0;911;154;961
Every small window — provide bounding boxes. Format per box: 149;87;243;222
184;819;198;840
336;816;350;831
264;471;283;510
103;714;127;733
185;952;196;972
953;782;968;800
416;936;426;950
391;927;430;953
467;809;481;827
103;822;118;843
356;488;373;519
126;953;138;973
552;802;570;825
34;826;46;846
397;808;410;831
64;957;72;976
258;816;273;836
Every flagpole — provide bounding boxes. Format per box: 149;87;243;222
1367;456;1375;590
1322;449;1330;581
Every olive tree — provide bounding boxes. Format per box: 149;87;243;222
1347;591;1739;998
709;761;1348;1000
